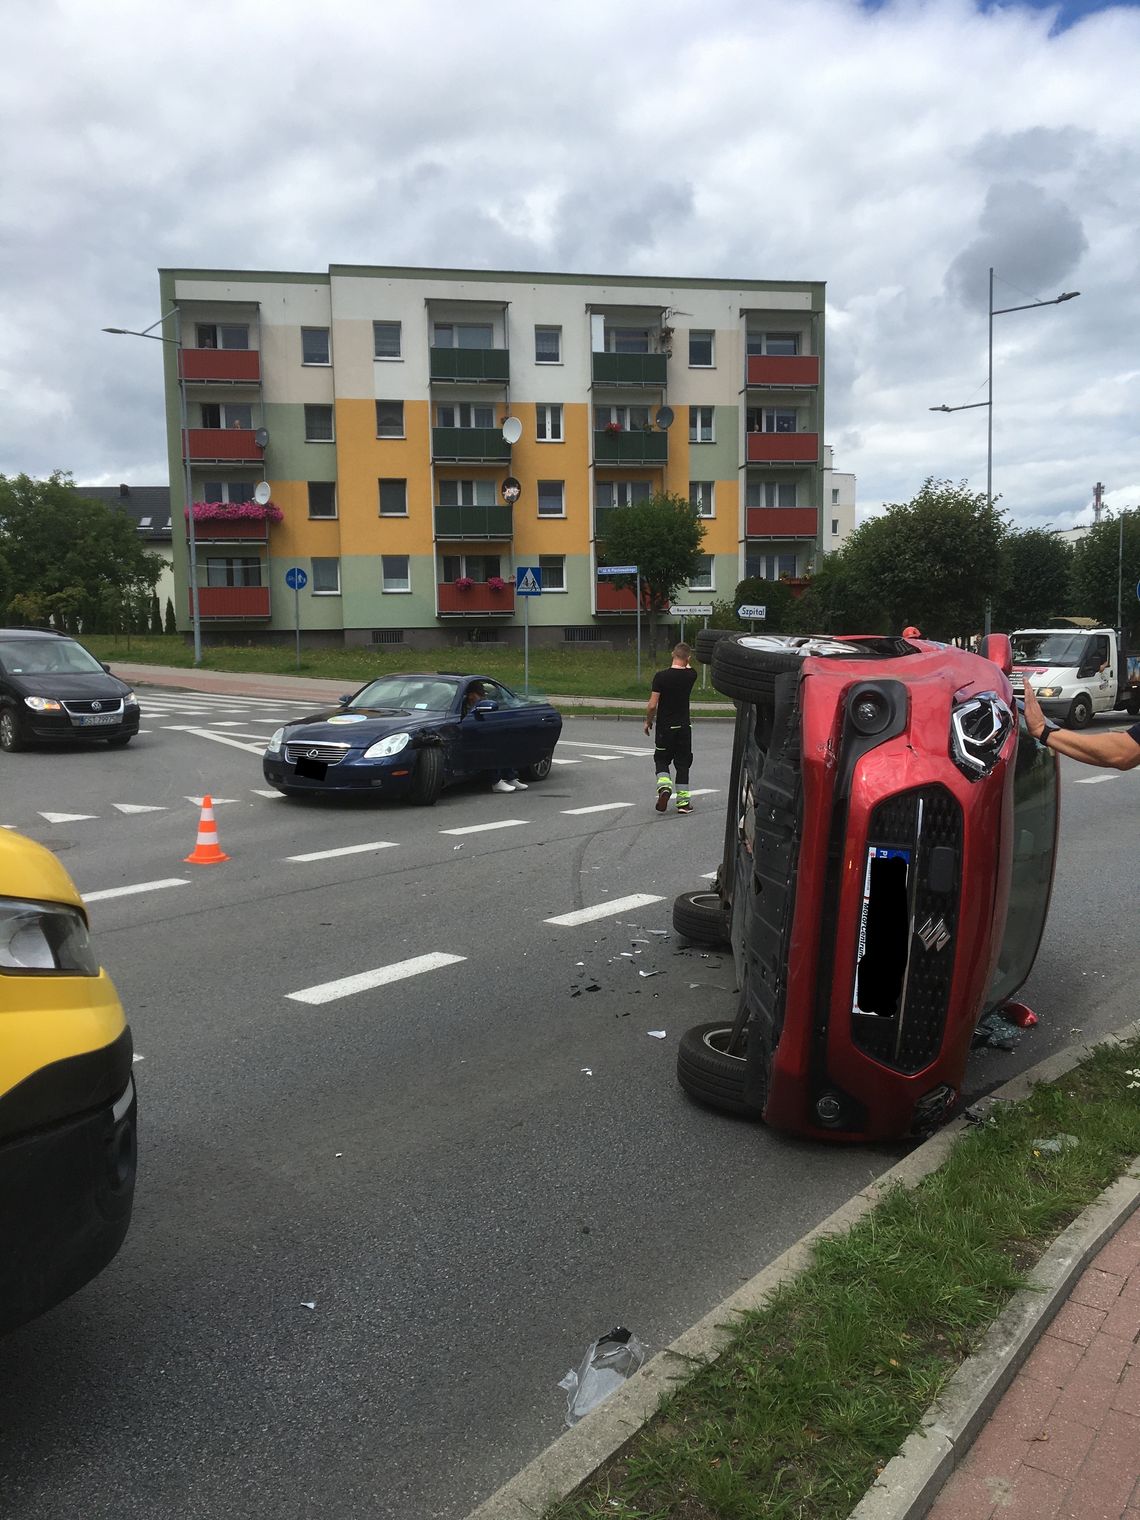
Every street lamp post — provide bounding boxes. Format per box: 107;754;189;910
104;307;202;666
930;267;1079;635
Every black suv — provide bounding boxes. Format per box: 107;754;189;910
0;630;140;751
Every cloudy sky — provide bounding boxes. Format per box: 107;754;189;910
2;0;1137;528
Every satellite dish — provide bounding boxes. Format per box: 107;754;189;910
253;481;272;505
254;426;269;448
501;476;522;505
655;406;675;431
501;416;523;445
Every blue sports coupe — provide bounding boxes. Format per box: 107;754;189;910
262;672;563;804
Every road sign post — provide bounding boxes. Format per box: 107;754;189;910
669;605;714;685
515;565;542;694
285;566;308;668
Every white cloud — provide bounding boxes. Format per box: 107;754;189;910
1;0;1138;524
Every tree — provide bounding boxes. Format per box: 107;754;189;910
1070;512;1140;643
0;472;163;631
164;596;178;636
148;593;162;636
599;491;706;659
991;529;1073;632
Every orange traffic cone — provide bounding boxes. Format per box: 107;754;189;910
184;795;229;864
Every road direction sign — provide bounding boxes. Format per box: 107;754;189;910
597;565;637;576
669;604;713;616
738;603;767;620
285;566;308;591
516;566;542;596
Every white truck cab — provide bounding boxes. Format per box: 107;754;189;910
1010;624;1140;728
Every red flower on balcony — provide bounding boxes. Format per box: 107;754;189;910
186;500;283;523
486;576;507;593
605;421;622;435
454;576;474;591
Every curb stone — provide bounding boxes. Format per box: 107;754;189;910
463;1016;1140;1520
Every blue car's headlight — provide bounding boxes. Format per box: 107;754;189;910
363;731;411;759
266;727;285;754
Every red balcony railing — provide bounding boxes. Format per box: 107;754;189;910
745;355;819;388
188;518;269;542
746;507;819;538
596;582;652;614
745;432;819;465
437;582;516;614
192;586;270;619
184;428;264;463
179;350;261;384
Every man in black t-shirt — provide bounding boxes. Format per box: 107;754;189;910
644;643;698;813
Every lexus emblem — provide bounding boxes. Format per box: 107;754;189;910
91;701;102;711
917;916;952;952
307;749;319;759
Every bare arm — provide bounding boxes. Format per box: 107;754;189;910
644;691;659;735
1022;681;1140;771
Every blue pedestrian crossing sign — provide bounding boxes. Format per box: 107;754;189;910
285;566;308;591
516;566;542;596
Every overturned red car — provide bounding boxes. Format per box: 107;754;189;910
675;631;1059;1143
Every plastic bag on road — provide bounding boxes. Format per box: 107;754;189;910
558;1326;646;1427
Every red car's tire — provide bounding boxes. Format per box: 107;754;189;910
712;639;804;704
672;889;730;945
677;1023;764;1118
694;627;733;666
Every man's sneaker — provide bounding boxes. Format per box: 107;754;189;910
655;788;671;813
511;778;528;790
492;779;515;793
675;799;693;814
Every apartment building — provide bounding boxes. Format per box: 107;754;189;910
159;265;826;648
822;445;856;555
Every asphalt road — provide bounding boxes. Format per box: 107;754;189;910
0;690;1135;1520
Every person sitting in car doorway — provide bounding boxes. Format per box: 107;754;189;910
1023;681;1140;770
463;681;526;794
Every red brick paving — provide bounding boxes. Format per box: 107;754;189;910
928;1218;1140;1520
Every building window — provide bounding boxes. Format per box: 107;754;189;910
201;402;253;430
745;551;799;580
832;518;840;536
535;326;562;364
689;481;715;518
196;323;248;350
832;487;840;504
435;402;494;429
536;403;563;442
301;327;330;365
689;330;714;367
438;478;495;506
305;404;334;442
376;401;404;438
746;331;800;356
382;555;410;592
539;554;565;591
206;556;261;587
373;321;401;360
442;553;500;582
432;322;493;349
379;478;408;516
747;407;798;434
202;481;255;504
605;327;650;353
595;404;650;432
688;555;714;591
595;479;652;509
537;481;565;518
747;481;797;508
311;557;340;595
689;406;714;443
308;482;336;518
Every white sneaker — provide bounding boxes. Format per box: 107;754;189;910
511;778;528;790
492;779;515;793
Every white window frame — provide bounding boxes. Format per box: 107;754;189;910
535;326;562;364
202;481;256;505
689;481;715;518
595;403;651;432
301;327;330;366
307;481;337;519
196;323;249;350
304;404;335;443
689;406;715;444
832;518;840;536
311;557;341;596
688;330;715;367
437;479;495;507
435;402;494;429
688;554;715;592
376;401;405;439
538;554;566;592
747;480;798;509
379;478;408;517
381;554;411;593
747;331;801;356
595;479;652;509
536;403;563;442
537;480;565;518
432;321;493;350
373;321;402;360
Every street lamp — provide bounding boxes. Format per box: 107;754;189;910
103;307;202;666
930;267;1080;633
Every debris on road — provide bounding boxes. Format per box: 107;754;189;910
638;970;660;978
580;1067;593;1077
558;1327;646;1427
300;1301;316;1310
647;1030;667;1039
1032;1133;1079;1154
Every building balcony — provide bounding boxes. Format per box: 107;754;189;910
745;432;819;465
179;349;261;384
596;581;650;614
745;355;819;388
431;427;511;463
429;348;509;383
746;507;819;538
434;503;513;539
188;517;270;543
192;586;271;619
593;430;668;466
437;581;516;615
184;428;264;463
591;352;668;387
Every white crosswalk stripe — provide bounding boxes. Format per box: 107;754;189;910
545;894;665;927
286;952;467;1005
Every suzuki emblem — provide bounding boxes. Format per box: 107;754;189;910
917;916;952;952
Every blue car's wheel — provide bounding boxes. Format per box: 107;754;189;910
520;751;553;783
408;746;443;805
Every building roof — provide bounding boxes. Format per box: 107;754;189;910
77;485;172;543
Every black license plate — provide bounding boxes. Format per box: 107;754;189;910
295;757;328;780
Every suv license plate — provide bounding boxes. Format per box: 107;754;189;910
75;713;119;726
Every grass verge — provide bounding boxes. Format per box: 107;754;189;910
545;1037;1140;1520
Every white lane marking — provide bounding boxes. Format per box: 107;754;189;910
1073;774;1118;784
545;893;665;927
440;820;529;836
561;802;636;816
186;796;238;806
252;788;284;798
286;952;467;1005
558;741;654;756
701;871;717;879
583;753;624;761
286;841;398;862
2;823;17;829
83;878;191;903
39;811;97;823
688;788;720;797
112;803;168;814
210;722;249;727
137;729;153;735
167;727;268;755
551;757;581;766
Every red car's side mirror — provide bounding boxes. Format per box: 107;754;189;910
979;633;1013;676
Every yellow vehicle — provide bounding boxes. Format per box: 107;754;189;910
0;830;137;1334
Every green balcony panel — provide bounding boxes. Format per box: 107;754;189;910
429;348;510;382
593;430;668;465
591;352;668;386
434;503;514;538
431;427;511;462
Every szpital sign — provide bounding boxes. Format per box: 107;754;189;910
738;604;767;620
